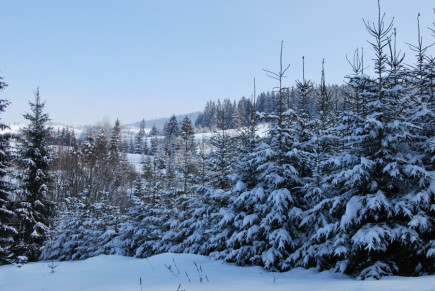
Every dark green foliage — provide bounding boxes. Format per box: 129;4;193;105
0;77;17;265
14;89;53;261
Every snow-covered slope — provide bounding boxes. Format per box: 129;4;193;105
2;122;87;136
0;253;433;291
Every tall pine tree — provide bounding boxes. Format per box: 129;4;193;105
15;88;53;262
0;76;17;264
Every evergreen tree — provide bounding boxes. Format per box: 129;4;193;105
405;15;435;274
135;119;146;154
211;82;262;265
218;47;308;271
15;89;53;262
132;175;144;198
234;80;259;189
170;105;236;256
0;77;17;265
89;128;110;200
294;57;316;122
164;115;179;160
143;135;149;156
236;97;254;128
207;106;235;190
180;116;196;193
150;124;158;156
109;119;121;165
167;114;179;137
301;60;337;206
109;119;127;197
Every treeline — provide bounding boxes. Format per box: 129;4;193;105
194;85;347;131
0;4;434;280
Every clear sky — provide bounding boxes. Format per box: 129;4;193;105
0;0;433;126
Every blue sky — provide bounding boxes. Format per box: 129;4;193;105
0;0;433;126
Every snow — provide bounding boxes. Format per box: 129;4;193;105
0;253;433;291
127;153;142;171
1;123;24;134
430;179;435;194
340;195;362;229
352;225;388;251
2;123;86;136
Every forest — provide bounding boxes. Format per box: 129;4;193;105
0;3;434;280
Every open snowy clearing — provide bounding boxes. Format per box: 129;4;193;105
0;253;433;291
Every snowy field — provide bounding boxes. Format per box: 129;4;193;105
0;253;433;291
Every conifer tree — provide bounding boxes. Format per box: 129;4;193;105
234;79;259;189
164;115;179;172
0;77;17;264
135;119;146;154
405;14;435;274
296;57;314;120
150;124;158;156
109;119;124;194
15;88;53;261
109;119;121;165
180;116;195;193
218;46;307;271
207;107;235;190
88;128;110;200
212;80;262;265
302;60;337;206
170;105;236;256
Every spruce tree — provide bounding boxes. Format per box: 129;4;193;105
180;116;196;193
208;106;235;190
150;124;158;156
213;82;263;266
170;106;235;256
135;119;146;154
164;115;179;176
15;88;53;262
405;15;435;275
219;46;307;271
0;77;17;264
109;119;121;165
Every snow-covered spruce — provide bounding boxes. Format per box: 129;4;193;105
289;9;434;278
14;89;54;262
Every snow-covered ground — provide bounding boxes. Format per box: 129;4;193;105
0;253;433;291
